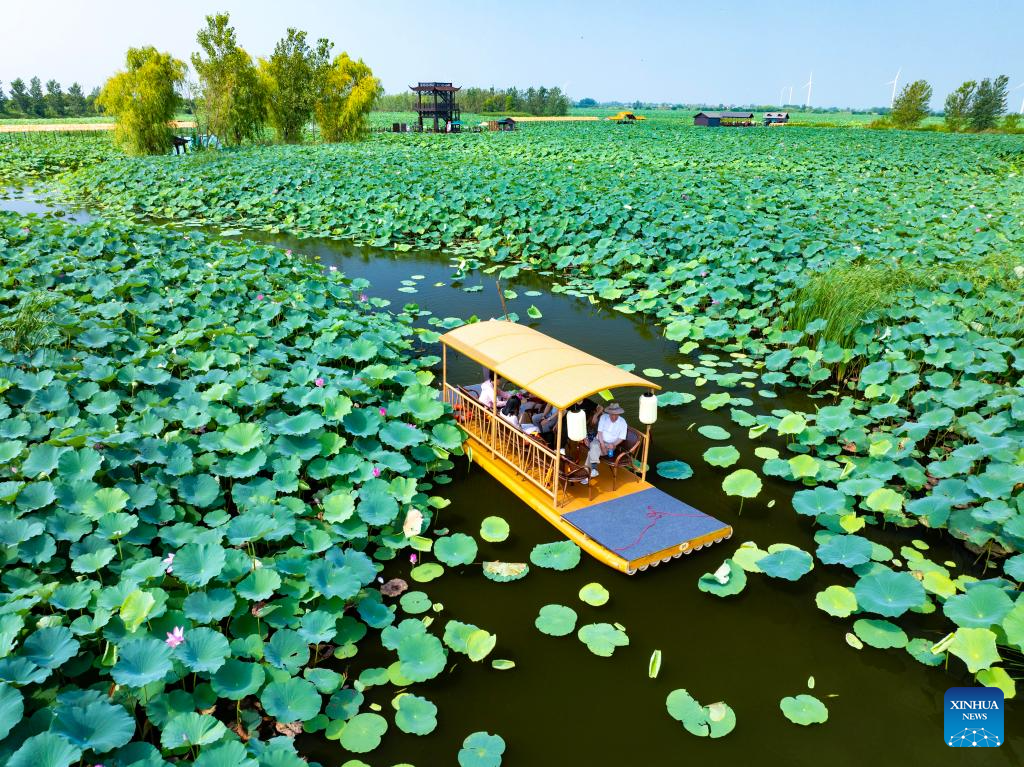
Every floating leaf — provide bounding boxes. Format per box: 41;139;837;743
578;583;609;606
780;694;828;725
655;460;693;480
535;604;578;637
458;731;505;767
577;622;629;657
480;516;510;543
529;541;581;571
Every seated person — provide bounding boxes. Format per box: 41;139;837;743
499;395;541;434
532;402;560;434
478;369;510;409
585;402;627;477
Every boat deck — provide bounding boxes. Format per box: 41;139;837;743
466;435;732;573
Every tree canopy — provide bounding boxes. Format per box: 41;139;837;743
889;80;932;129
97;46;186;155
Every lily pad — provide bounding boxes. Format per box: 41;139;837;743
480;516;510;543
535;604;577;637
655;460;693;480
529;541;581;571
780;694;828;725
458;731;505;767
578;583;610;606
577;622;629;657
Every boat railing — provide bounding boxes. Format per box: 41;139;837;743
445;384;558;498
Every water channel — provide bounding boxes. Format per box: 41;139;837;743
2;187;1021;765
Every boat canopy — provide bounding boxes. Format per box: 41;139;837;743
439;320;660;410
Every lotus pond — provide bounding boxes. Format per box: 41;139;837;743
1;115;1024;766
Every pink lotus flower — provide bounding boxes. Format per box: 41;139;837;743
257;294;264;301
975;228;981;232
285;249;292;256
165;626;185;648
409;553;418;564
711;299;719;305
372;467;381;477
700;271;708;277
315;377;325;387
359;293;368;302
379;407;387;416
162;552;174;574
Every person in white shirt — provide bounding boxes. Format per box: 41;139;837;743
478;370;509;409
585;402;627;477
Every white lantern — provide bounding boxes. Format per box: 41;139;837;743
639;391;658;425
567;407;587;442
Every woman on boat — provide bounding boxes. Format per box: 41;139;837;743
478;369;510;409
499;395;541;434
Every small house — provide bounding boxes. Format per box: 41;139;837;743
693;111;755;127
496;118;516;132
763;112;790;126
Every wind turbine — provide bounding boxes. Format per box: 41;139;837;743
1014;82;1024;114
788;85;794;104
886;67;902;108
804;72;813;108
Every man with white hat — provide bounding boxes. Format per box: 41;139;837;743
585;402;627;478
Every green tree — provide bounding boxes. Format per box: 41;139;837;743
969;75;1009;131
28;77;45;116
9;78;30;114
191;12;267;145
0;81;6;114
260;28;332;143
944;81;975;132
65;82;87;116
889;79;932;128
313;52;381;142
86;87;100;114
98;46;186;155
44;79;65;117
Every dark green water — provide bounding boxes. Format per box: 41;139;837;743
2;191;1021;765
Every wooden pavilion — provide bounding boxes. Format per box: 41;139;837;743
411;82;462;132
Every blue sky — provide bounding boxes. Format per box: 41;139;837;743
6;0;1023;108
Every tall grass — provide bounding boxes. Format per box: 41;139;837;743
785;253;1024;350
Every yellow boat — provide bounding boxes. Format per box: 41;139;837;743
439;320;732;574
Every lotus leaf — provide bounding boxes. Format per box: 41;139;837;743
529;540;581;571
480;516;510;543
780;694;828;725
458;731;505;767
853;619;908;649
161;712;228;750
579;582;610;606
434;533;478;567
53;699;135;753
757;548;813;581
722;469;761;499
942;584;1014;628
697;559;747;597
7;732;82;767
392;693;438;735
703;446;740;467
854;568;925;617
656;460;693;479
816;535;872;567
577;622;629;657
815;586;858;617
340;713;388;754
535;604;578;637
947;627;1001;673
260;678;322;723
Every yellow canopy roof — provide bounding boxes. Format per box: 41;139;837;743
439;320;660;410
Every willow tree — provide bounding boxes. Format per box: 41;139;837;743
313;53;382;142
259;28;332;143
98;47;186;155
192;13;266;145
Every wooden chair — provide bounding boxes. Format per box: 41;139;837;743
558;455;593;507
600;427;645;490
